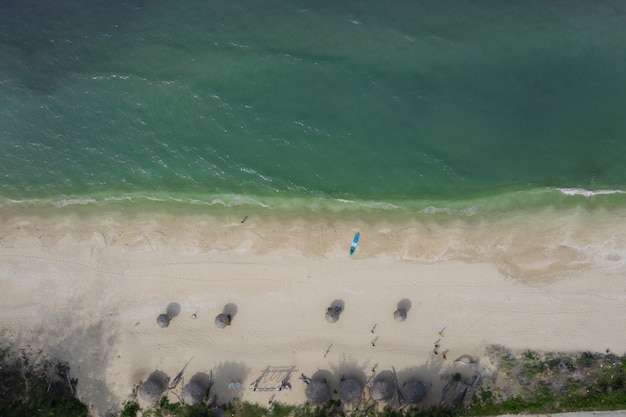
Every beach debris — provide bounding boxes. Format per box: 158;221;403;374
169;357;193;389
392;366;402;407
324;344;333;358
440;372;480;409
439;327;446;338
241;216;248;224
156;313;171;328
228;381;241;389
453;354;479;367
393;308;407;322
349;232;360;255
440;378;467;408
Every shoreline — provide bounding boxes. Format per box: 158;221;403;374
2;203;626;279
1;207;626;415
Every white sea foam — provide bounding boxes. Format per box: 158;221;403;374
557;188;626;197
51;198;98;208
421;205;479;216
332;198;400;210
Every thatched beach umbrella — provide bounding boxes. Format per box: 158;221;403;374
402;380;430;405
139;380;163;404
339;378;362;404
305;379;330;404
325;308;339;323
157;313;171;328
182;382;206;405
370;379;395;403
393;308;407;322
215;313;230;329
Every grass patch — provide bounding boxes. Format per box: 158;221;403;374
470;348;626;416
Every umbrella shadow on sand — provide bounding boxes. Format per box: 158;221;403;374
167;302;181;318
326;299;345;323
223;303;238;320
395;360;443;407
210;361;250;405
189;371;213;388
330;299;345;312
330;359;368;389
397;299;412;314
334;361;367;406
394;299;412;322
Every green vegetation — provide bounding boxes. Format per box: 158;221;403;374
140;397;217;417
0;343;88;417
2;340;626;417
471;347;626;416
119;401;141;417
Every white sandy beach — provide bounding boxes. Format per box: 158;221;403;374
1;207;626;416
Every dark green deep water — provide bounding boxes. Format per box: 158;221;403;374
1;0;626;214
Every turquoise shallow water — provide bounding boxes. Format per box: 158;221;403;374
1;0;626;214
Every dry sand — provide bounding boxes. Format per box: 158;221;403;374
1;206;626;416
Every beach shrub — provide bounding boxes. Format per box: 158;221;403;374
499;353;516;374
119;400;141;417
270;402;295;417
521;350;539;362
470;349;626;416
226;399;269;417
0;343;88;417
576;351;596;368
404;407;462;417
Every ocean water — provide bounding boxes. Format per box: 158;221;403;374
1;0;626;216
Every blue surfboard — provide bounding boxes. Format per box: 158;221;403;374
350;232;360;255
